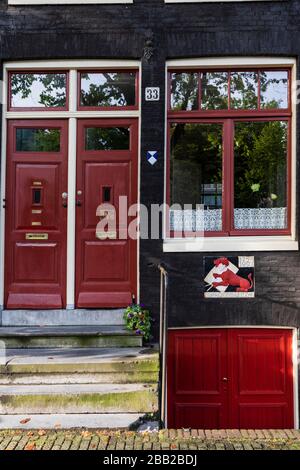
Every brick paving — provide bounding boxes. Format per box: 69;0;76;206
0;429;300;450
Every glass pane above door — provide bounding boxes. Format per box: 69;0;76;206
85;127;130;150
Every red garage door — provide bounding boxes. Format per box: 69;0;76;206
167;328;294;429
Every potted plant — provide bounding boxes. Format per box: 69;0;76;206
123;304;151;342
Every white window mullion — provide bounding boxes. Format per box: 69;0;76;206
66;70;77;309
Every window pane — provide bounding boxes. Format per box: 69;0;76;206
170;73;199;111
234;121;288;230
230;72;258;109
201;72;228;110
85;127;130;150
11;73;67;108
16;128;61;152
80;72;136;107
170;123;223;232
260;71;288;109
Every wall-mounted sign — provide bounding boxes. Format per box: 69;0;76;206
147;151;158;165
204;256;255;298
145;87;160;101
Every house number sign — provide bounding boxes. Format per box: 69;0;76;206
145;87;160;101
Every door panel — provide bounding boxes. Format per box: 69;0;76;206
168;328;294;429
167;330;228;429
5;120;68;309
76;119;138;308
229;329;294;429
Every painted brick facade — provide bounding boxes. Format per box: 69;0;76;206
0;1;299;349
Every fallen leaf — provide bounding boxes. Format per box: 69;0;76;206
38;430;46;436
81;431;91;438
25;443;36;451
27;431;34;437
20;418;31;425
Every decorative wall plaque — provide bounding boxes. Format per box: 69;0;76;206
204;256;255;298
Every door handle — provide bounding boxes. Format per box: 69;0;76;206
62;192;68;208
222;377;229;382
76;200;82;207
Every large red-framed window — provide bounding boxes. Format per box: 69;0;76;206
167;68;292;237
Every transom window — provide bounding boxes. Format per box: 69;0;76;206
8;69;138;111
168;68;291;237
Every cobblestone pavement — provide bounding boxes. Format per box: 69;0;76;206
0;429;300;450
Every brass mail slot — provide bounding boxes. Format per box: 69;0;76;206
96;230;117;240
25;233;49;241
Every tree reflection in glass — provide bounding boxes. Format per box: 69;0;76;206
16;128;61;152
230;72;258;109
201;72;228;110
234;121;288;229
85;127;130;151
80;72;136;107
260;71;288;109
170;123;223;232
171;73;199;111
11;73;67;108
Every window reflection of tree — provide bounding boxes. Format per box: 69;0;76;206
11;73;67;107
80;73;136;107
170;123;223;210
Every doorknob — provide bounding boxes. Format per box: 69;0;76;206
222;377;229;382
62;192;68;208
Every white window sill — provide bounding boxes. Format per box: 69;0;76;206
163;237;299;253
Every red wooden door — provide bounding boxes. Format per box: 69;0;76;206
167;329;229;429
228;329;294;429
168;328;294;429
76;119;138;308
5;120;68;309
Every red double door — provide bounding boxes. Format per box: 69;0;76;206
5;119;138;309
168;328;294;429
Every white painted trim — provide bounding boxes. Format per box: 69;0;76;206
9;0;133;4
163;237;299;252
164;57;298;252
4;60;139;70
136;63;142;304
66;70;77;309
5;111;140;120
0;68;8;309
167;57;296;68
167;325;299;429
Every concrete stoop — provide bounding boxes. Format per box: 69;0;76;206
0;326;143;349
0;347;159;428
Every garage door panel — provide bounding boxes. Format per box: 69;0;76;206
175;404;222;430
239;404;288;429
236;334;286;394
174;334;222;394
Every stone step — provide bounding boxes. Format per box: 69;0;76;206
0;413;143;429
1;309;124;327
0;383;158;415
0;326;143;349
0;347;159;384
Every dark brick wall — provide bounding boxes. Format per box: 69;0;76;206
0;0;300;339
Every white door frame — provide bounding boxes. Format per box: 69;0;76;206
0;60;141;309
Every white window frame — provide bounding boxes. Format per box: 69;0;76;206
8;1;133;5
0;59;141;310
164;57;298;253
